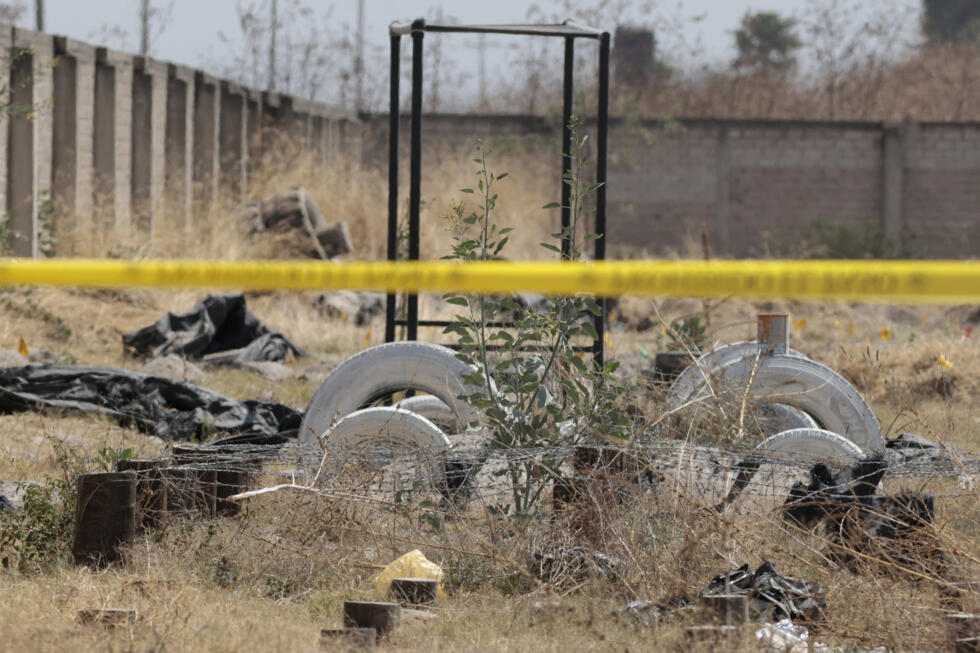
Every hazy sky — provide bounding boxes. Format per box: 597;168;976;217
33;0;922;108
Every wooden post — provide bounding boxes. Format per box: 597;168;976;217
115;458;168;530
72;471;136;566
343;601;401;638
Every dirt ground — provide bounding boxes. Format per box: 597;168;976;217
0;282;977;652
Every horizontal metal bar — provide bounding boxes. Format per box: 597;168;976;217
390;20;602;38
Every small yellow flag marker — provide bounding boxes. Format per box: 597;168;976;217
17;336;29;357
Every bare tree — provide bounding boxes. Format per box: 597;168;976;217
33;0;41;30
801;0;914;119
0;1;27;24
268;0;277;91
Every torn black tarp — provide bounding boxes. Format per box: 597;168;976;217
0;365;300;441
122;294;306;363
782;458;946;576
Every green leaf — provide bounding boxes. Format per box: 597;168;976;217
542;202;560;209
445;296;469;306
460;188;474;194
540;243;561;253
581;322;599;340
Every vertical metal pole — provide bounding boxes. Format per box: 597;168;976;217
384;33;401;343
593;32;610;368
407;20;425;341
560;37;574;260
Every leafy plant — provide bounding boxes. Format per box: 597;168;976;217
36;189;57;258
443;130;630;517
0;442;86;573
666;316;707;353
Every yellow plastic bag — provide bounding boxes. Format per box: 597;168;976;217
374;549;446;599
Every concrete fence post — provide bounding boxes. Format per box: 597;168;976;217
881;122;905;254
192;71;219;214
219;79;245;203
6;28;54;257
93;46;132;239
52;37;95;238
164;64;194;230
714;126;731;252
245;89;263;195
131;56;168;235
0;26;13;250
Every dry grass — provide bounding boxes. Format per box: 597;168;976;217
1;144;977;651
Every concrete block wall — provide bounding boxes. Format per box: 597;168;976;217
0;23;356;257
902;123;980;257
359;113;980;259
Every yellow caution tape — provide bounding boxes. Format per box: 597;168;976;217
0;258;978;303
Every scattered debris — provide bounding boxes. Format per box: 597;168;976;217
315;290;384;325
375;550;446;599
755;618;814;653
885;432;947;465
137;353;206;383
0;365;300;441
0;349;29;367
704;562;826;623
615;595;692;626
401;608;440;623
236;360;295;381
237;187;353;260
531;546;625;584
123;294;306;364
27;349;57;364
783;458;946;575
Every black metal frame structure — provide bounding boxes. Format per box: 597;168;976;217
384;19;611;367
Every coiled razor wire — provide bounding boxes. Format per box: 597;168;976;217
152;438;980;506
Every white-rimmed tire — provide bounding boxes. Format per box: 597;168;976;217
320;407;452;486
667;353;883;453
300;342;487;449
756;403;819;436
756;428;866;464
397;395;459;432
667;342;805;407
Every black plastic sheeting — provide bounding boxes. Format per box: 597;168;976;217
0;365;300;442
122;294;306;363
704;561;827;622
617;561;826;625
783;457;945;575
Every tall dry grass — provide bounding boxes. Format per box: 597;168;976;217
54;133;563;265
